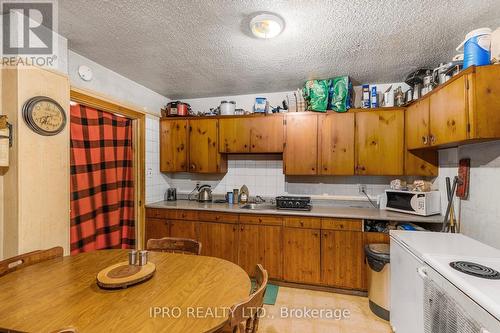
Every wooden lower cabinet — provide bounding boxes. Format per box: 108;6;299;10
170;220;198;240
145;218;170;243
145;209;376;291
321;230;365;290
283;227;321;284
197;222;239;264
238;224;282;280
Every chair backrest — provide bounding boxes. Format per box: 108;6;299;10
146;237;202;255
224;264;269;333
0;246;64;277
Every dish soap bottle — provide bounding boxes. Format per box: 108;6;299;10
239;185;249;204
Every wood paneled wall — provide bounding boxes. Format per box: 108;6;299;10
2;66;70;257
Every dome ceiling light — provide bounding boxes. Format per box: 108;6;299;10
249;13;285;39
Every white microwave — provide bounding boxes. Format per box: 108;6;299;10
385;190;441;216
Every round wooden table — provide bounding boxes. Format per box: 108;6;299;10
0;250;251;333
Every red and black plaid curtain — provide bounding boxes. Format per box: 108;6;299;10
70;104;135;254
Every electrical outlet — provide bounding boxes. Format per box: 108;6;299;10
358;184;367;194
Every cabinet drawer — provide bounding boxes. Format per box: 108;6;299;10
168;210;199;221
146;208;169;219
198;211;239;224
321;218;362;231
284;216;321;229
239;214;283;226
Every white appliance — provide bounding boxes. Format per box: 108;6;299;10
391;231;500;333
385;190;441;216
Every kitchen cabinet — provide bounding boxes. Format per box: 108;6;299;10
318;113;355;175
321;230;365;290
406;99;430;150
188;119;227;173
355;110;404;175
283;227;321;284
429;75;469;146
284;113;318;175
249;115;284;153
218;117;251;153
238;223;283;279
169;220;198;240
160;119;188;172
219;115;284;153
145;218;169;243
404;65;500;150
197;221;239;263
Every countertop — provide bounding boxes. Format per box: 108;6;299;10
146;200;444;224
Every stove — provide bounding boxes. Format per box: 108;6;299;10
450;261;500;280
424;254;500;322
275;196;312;211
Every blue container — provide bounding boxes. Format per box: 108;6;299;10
457;28;492;69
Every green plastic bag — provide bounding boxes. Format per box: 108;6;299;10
303;80;329;112
328;76;352;113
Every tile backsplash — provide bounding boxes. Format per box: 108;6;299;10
145;116;169;203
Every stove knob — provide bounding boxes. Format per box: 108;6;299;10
295;202;301;207
287;201;293;207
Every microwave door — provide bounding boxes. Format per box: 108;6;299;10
386;192;414;212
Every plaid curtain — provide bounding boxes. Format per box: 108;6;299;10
70;104;135;254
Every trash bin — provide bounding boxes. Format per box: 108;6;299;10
365;243;390;321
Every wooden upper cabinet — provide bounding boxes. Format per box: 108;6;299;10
406;99;430;149
284;113;318;175
160;119;188;172
188;119;227;173
318;113;355;175
429;75;468;146
218;118;251;153
250;115;284;153
355;110;404;175
469;65;500;139
219;115;284;153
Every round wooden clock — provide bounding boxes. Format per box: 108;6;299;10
22;96;67;136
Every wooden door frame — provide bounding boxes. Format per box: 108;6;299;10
69;87;146;250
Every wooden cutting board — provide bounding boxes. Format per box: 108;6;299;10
96;261;156;289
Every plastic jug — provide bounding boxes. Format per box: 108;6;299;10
456;28;492;69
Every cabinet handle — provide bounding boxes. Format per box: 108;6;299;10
422;136;428;145
240;226;244;231
429;134;436;145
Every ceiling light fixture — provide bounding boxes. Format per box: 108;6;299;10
250;13;284;39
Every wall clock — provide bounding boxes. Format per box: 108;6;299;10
22;96;67;136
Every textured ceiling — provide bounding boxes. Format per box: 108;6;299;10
59;0;500;99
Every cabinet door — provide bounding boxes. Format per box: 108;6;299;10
429;75;468;146
218;118;251;153
250;115;284;153
197;222;238;263
284;114;318;175
318;113;355;175
406;99;430;149
189;119;227;173
405;149;438;176
160;119;188;172
321;230;364;290
356;110;404;175
238;224;283;280
283;227;321;284
145;218;169;244
170;220;198;240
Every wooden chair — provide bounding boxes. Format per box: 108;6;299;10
146;237;202;255
218;264;269;333
0;246;64;277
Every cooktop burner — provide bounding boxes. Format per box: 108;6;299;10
450;261;500;280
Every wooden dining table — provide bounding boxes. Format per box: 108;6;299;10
0;250;251;333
